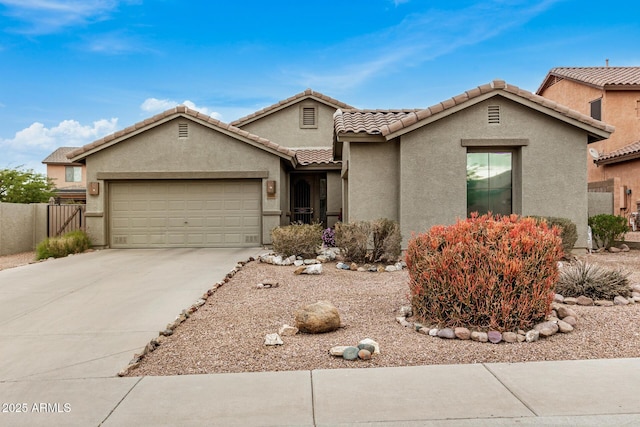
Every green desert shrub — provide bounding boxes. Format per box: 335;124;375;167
334;218;402;263
529;216;577;257
557;260;631;300
36;230;91;260
270;222;323;258
588;214;628;249
406;214;563;332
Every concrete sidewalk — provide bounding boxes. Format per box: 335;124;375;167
0;358;639;426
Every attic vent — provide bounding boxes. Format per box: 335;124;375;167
488;105;501;124
178;123;189;138
300;106;318;128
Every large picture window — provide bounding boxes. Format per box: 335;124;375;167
467;152;512;216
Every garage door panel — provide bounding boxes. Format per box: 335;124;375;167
110;180;261;248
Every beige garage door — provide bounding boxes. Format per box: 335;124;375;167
110;180;261;248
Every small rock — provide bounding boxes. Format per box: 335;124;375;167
502;332;518;343
557;306;578;319
358;338;380;354
525;330;540;342
294;260;304;267
437;328;456;339
394;262;403;271
278;324;298;336
608;246;621;253
576;295;594;306
517;333;526;343
304;264;323;275
562;315;577;326
368;265;378;272
614;295;630;305
329;346;349;356
385;265;397;272
357;267;366;272
304;259;318;265
428;328;439;337
258;280;279;289
595;300;614;307
264;333;283;346
557;320;574;333
454;327;471;340
534;321;559;337
377;266;386;273
487;331;502;344
619;243;630;252
398;306;413;317
357;343;376;353
342;346;360;361
470;331;488;342
350;262;358;271
358;349;372;360
553;293;564;303
294;266;306;275
396;316;412;327
336;262;350;270
418;328;430;335
632;284;640;293
563;297;577;305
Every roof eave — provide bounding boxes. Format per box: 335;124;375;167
595;151;640;166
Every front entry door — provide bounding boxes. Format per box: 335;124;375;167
291;174;327;225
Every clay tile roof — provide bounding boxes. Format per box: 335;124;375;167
333;109;422;135
295;147;338;165
595;141;640;165
67;106;296;161
42;147;82;164
537;67;640;92
230;89;354;127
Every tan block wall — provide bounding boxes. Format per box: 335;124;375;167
0;203;48;255
238;100;337;148
84;118;285;247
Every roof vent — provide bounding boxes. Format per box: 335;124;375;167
488;105;500;124
178;123;189;138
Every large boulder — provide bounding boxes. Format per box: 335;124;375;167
294;301;341;334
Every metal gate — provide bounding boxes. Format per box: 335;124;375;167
292;179;313;223
48;204;85;237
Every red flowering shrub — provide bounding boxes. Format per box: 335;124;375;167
406;214;563;332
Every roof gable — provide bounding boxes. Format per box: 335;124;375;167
537;67;640;93
230;89;354;127
67;106;297;164
335;80;614;143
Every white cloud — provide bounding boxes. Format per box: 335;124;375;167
0;118;118;172
0;0;131;34
140;98;222;120
295;0;560;90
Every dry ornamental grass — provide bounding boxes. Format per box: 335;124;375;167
129;251;640;377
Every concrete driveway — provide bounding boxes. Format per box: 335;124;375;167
0;248;263;382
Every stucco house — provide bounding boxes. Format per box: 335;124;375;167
68;80;612;250
537;67;640;216
42;146;87;203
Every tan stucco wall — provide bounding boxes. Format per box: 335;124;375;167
83;117;285;247
326;170;342;227
46;164;87;189
238;100;337;148
597;161;640;214
348;97;590;248
540;80;640;187
0;202;48;255
347;140;400;223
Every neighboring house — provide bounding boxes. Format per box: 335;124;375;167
537;67;640;216
67;81;612;250
42;147;87;203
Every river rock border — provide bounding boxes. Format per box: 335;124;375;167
259;248;407;273
117;256;257;377
399;283;640;344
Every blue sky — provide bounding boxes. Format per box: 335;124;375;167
1;0;638;174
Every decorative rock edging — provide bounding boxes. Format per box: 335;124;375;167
117;256;257;377
259;248;406;273
399;281;640;345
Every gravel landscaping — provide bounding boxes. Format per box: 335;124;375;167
126;250;640;377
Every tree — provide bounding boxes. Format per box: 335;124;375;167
0;167;56;203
